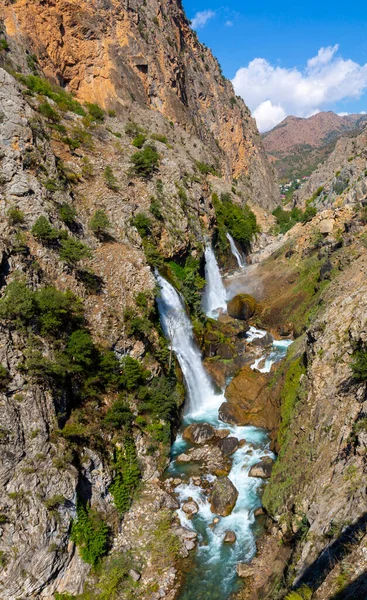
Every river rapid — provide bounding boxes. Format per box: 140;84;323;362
156;246;291;600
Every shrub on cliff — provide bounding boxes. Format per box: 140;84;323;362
131;145;159;178
71;500;109;566
109;438;140;514
213;192;258;253
103;165;119;191
351;346;367;382
17;74;85;116
59;238;92;266
131;212;152;238
89;210;111;239
31;216;59;243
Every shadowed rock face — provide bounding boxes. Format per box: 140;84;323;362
210;476;238;517
1;0;278;209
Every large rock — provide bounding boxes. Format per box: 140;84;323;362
220;365;278;432
182;500;199;517
217;436;239;456
183;422;216;445
223;530;237;544
227;294;257;321
176;445;231;476
248;457;274;479
210;477;238;516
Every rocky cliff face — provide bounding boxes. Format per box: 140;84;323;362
234;186;367;599
0;3;278;598
2;0;278;209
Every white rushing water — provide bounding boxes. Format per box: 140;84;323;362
203;245;227;318
226;233;246;269
251;339;293;373
156;272;222;418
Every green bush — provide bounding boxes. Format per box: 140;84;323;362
151;133;168;144
35;287;82;336
38;102;60;123
0;39;9;51
195;161;217;176
121;356;150;390
131;212;152;238
59;238;92;266
351;346;367;382
0;280;36;322
103;399;133;429
150;198;163;221
0;365;9;390
213;192;258;253
7;207;25;225
272;206;304;234
71;500;109;566
58;203;77;226
89;210;110;239
17;75;85;116
109;437;140;514
131;145;159;178
103;165;119;191
85;102;105;123
168;256;205;318
31;216;58;243
125;121;144;137
66;330;97;370
132;133;147;148
44;494;65;511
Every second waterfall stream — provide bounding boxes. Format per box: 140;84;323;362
155;249;291;599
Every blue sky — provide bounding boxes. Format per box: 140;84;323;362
182;1;367;131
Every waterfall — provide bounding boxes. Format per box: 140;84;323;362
203;245;227;318
226;233;246;269
155;272;220;417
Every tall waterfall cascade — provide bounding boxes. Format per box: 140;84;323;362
226;233;246;269
203;245;227;318
155;266;292;599
155;272;221;418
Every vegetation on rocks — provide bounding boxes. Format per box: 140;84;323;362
212;192;258;254
71;500;109;566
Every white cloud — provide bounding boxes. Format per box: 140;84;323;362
253;101;287;132
191;10;215;29
225;20;234;27
337;112;350;116
232;45;367;132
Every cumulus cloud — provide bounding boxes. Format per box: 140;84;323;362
232;45;367;132
191;10;215;29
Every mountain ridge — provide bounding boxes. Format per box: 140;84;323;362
262;110;367;180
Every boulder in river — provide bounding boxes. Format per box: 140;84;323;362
176;445;231;476
217;436;239;456
227;294;257;321
210;476;238;516
182;499;199;517
248;456;274;479
183;422;216;445
215;428;230;439
220;365;279;433
223;530;237;544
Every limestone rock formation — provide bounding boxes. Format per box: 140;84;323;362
1;0;278;210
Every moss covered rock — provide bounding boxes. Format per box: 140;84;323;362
227;294;257;321
210;476;238;516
